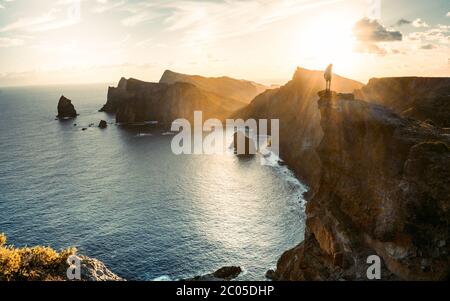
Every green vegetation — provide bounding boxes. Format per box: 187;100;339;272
0;233;76;281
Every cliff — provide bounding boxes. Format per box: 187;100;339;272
100;77;251;124
355;77;450;127
100;70;267;115
272;91;450;281
232;67;364;191
160;70;268;104
99;77;131;113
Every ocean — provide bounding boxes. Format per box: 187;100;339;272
0;83;307;281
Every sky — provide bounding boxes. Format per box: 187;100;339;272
0;0;449;86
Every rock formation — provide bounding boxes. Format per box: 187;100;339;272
0;233;123;281
57;95;77;118
99;77;132;113
233;131;257;156
98;120;107;129
77;255;124;281
160;70;268;104
100;77;251;125
100;71;268;116
272;91;450;281
232;67;364;192
355;77;450;127
183;266;242;281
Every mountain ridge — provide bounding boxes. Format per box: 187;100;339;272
159;69;268;104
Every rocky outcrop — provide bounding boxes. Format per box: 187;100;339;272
160;70;268;104
183;266;242;281
232;67;364;192
99;77;148;113
77;255;124;281
98;120;107;129
100;77;251;125
100;71;267;115
57;95;77;118
355;77;450;127
0;233;123;281
272;91;450;281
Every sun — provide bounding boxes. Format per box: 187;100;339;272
292;11;358;74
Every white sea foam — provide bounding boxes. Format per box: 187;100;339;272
152;275;171;281
136;133;153;137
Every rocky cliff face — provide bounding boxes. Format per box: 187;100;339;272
355;77;450;127
99;77;132;113
100;77;250;124
160;70;268;104
233;67;364;192
77;255;124;281
273;91;450;281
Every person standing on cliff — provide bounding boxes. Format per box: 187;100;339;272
324;64;333;92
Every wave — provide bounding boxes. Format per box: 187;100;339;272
152;275;172;281
136;133;153;137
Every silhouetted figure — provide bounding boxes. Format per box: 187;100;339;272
324;64;333;92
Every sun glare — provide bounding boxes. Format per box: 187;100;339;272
293;12;357;74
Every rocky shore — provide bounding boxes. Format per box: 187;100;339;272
182;266;242;281
0;233;122;281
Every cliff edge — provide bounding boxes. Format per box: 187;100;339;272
272;91;450;281
233;67;364;193
160;70;268;104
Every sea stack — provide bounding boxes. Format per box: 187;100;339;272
98;120;108;129
57;95;77;118
233;131;256;156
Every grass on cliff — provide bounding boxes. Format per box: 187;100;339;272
0;233;76;281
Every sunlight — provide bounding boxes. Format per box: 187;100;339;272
293;12;357;73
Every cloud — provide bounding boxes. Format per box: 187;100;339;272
115;0;346;43
354;42;387;56
352;18;403;56
135;38;153;47
395;19;411;26
0;0;15;8
407;26;450;45
121;11;161;27
0;37;24;47
0;0;81;33
92;0;125;14
0;10;58;32
420;44;436;50
353;18;402;42
412;18;429;28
